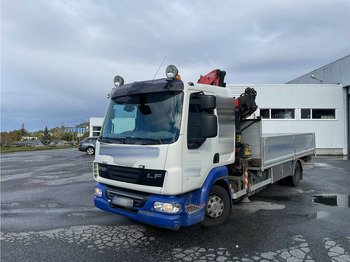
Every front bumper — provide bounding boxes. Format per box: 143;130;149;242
94;183;205;230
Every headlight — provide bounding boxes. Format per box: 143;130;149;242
165;65;179;79
95;187;103;197
153;202;181;213
113;75;124;87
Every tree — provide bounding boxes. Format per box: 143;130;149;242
61;132;74;142
20;123;28;137
29;132;43;139
41;126;52;146
50;127;61;139
0;132;9;146
3;130;22;145
80;132;89;140
59;126;66;136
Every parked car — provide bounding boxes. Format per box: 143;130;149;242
78;137;98;155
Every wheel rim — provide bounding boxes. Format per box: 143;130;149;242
87;148;94;155
206;194;224;218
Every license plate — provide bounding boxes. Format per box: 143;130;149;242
112;196;134;208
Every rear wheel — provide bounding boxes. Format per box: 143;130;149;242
86;147;95;155
287;161;301;187
200;185;231;228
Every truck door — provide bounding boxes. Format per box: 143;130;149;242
182;92;218;193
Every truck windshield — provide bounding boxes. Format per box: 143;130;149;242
100;91;183;145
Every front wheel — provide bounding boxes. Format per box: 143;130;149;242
86;147;95;155
200;185;231;228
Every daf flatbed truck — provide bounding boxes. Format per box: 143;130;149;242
93;65;315;230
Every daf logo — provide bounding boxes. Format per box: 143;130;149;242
147;173;162;179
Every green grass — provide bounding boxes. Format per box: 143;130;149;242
0;145;78;154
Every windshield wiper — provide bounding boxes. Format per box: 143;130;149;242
99;137;125;144
125;137;162;145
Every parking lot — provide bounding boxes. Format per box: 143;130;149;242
1;148;350;261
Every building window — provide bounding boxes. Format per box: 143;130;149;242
260;109;270;119
271;109;295;119
301;109;311;119
312;109;335;119
301;109;336;119
260;109;295;119
92;126;101;137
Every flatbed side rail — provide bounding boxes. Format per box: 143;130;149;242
261;133;315;171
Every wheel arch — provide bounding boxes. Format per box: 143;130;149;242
195;166;233;209
213;179;233;207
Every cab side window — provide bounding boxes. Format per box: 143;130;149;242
187;96;205;149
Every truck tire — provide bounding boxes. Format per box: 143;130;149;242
86;147;95;155
201;185;231;228
288;161;301;187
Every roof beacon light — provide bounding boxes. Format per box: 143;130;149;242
166;65;179;79
113;75;124;87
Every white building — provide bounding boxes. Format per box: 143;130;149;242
89;117;104;137
287;55;350;155
228;83;347;155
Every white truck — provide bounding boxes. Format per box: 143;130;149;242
93;65;315;230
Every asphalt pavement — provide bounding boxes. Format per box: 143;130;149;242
1;149;349;261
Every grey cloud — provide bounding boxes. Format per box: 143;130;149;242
1;0;349;131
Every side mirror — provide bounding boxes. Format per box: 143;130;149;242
201;114;217;138
200;95;216;111
139;105;152;115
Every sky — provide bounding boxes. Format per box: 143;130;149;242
1;0;350;132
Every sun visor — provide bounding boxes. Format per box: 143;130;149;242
110;78;184;100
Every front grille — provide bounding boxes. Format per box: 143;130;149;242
106;186;150;208
108;165;140;183
98;164;166;187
